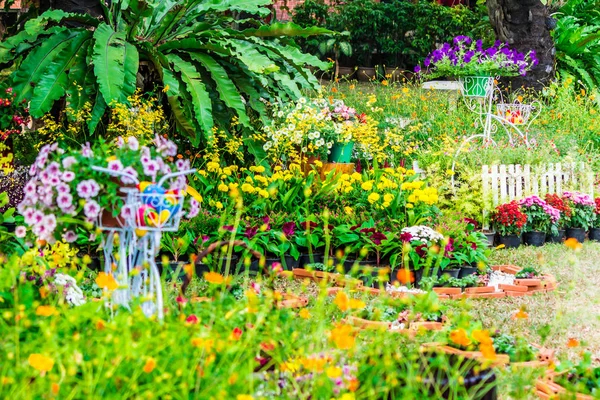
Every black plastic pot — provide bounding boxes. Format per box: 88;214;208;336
298;253;324;268
482;230;496;247
546;229;565;243
459;265;478;278
421;353;498;400
566;228;586;243
439;268;460;279
588;228;600;242
282;255;299;270
497;234;521;249
523;231;546;247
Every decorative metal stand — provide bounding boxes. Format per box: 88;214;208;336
451;77;542;189
93;166;195;320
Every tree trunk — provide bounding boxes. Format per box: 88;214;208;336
488;0;555;91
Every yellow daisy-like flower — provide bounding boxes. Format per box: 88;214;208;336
367;192;380;204
218;183;229;192
361;181;373;191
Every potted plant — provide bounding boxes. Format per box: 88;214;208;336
414;36;538;97
399;225;446;285
562;191;596;243
518;195;560;246
490;201;527;249
589;197;600;242
545;193;570;243
17;135;199;244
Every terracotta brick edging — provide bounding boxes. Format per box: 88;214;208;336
342;315;442;336
421;342;555;370
535;371;594;400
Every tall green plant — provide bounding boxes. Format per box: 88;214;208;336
553;0;600;89
0;0;330;153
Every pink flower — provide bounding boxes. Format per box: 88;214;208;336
62;156;77;169
107;160;123;172
24;181;37;197
120;205;134;219
83;200;100;219
57;193;73;211
56;183;70;193
143;160;159;178
185;314;199;324
127;136;139;151
62;231;77;243
15;226;26;238
81;142;93;158
42;214;57;231
61;171;75;182
187;199;199;218
76;179;99;199
115;136;124;148
121;166;138;185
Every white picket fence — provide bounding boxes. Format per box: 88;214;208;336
482;162;595;208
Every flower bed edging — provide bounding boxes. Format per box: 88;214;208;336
535;372;594;400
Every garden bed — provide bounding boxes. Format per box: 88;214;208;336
535;373;594;400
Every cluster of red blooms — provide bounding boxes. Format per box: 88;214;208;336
0;87;30;141
595;198;600;215
545;193;572;218
492;200;527;228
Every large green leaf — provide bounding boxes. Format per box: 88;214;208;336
192;0;271;16
191;53;250;127
30;32;92;117
65;42;94;112
92;23;137;105
12;30;80;103
24;10;98;35
88;91;107;134
166;54;214;143
227;39;280;74
162;68;198;141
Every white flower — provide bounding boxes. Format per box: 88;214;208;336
263;141;273;151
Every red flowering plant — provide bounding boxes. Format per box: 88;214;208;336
545;193;571;229
0;87;30;141
490;200;527;236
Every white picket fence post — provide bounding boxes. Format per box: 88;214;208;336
481;162;595;215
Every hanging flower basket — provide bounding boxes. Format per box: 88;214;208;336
459;76;494;97
496;103;535;125
135;190;184;232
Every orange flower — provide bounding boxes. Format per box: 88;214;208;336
95;272;118;291
449;328;471;347
396;269;414;284
567;338;580;348
260;341;276;352
348;377;359;392
96;319;106;330
143;357;156;373
472;329;493;345
331;87;338;93
298;309;311;319
51;383;60;395
28;354;54;372
565;238;582;251
513;309;529;319
35;305;57;317
330;324;355;350
479;342;497;360
334;291;349;311
381;80;389;86
203;272;230;285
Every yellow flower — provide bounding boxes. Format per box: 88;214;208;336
383;193;394;203
241;183;255;193
326;366;343;378
258;189;269;198
237;395;254;400
95;272;118;291
445;169;455;176
334;291;349;311
28;354;54;372
218;183;229;192
348;298;366;310
254;166;266;173
367;193;380;204
143;357;156;373
215;201;224;210
206;162;220;172
344;206;353;215
35;305;57;317
299;309;310;319
361;181;373;191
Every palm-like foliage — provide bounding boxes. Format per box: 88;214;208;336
553;0;600;89
0;0;330;150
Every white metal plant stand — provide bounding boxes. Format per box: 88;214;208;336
93;166;195;320
451;77;542;188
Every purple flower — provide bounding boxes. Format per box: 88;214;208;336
83;200;100;219
143;160;160;178
222;225;235;232
245;226;258;239
414;65;422;74
282;222;296;237
81;142;93;158
116;136;125;148
187;199;199;218
120;204;135;219
121;166;138;185
76;179;99;199
56;193;73;211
